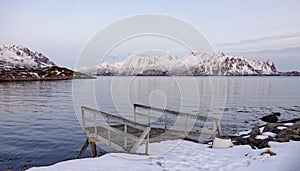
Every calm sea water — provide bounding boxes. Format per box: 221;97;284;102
1;77;300;170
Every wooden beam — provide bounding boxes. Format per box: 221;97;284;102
90;141;97;157
130;127;151;153
77;138;89;159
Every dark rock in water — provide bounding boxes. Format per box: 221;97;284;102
260;112;281;123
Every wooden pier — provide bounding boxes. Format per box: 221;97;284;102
77;104;222;158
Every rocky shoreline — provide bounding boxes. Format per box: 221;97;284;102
230;118;300;149
0;66;95;82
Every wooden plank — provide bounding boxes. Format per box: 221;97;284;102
94;113;97;137
164;111;167;131
82;106;150;131
130;127;151;153
77;138;89;159
88;123;141;141
124;123;127;149
134;104;218;122
134;105;137;122
135;112;165;122
95;134;126;152
165;128;214;136
90;141;97;157
82;108;86;130
216;120;223;136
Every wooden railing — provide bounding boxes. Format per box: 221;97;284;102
133;104;222;137
81;106;151;154
79;104;223;157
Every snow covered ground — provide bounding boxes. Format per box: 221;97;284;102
28;139;300;171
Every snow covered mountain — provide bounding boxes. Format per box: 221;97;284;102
77;52;279;76
0;42;55;69
0;42;93;81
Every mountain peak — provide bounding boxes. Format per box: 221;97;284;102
0;42;55;69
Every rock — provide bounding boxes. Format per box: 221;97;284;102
232;137;249;145
248;136;270;149
260;113;280;123
276;137;290;142
291;135;300;141
290;121;300;129
263;123;279;132
250;126;261;137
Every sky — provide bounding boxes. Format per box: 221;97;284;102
0;0;300;71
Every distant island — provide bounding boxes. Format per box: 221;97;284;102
1;42;299;82
0;42;93;82
77;52;300;76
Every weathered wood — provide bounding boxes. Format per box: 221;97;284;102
124;123;128;149
216;120;223;136
77;138;89;159
134;105;137;122
134;104;222;137
130;127;151;153
90;141;97;157
80;104;223;156
82;108;85;130
82;106;151;130
134;104;218;121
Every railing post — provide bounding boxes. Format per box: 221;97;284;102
216;120;223;136
147;108;150;126
164;111;167;131
184;114;188;137
94;112;97;138
133;104;137;122
81;107;86;131
145;133;149;155
124;123;127;149
107;116;111;146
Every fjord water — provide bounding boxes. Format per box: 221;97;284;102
1;77;300;170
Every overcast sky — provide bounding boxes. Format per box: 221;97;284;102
1;0;300;71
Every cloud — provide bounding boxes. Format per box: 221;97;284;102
216;32;300;49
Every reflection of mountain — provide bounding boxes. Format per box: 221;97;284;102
77;51;291;76
0;42;93;81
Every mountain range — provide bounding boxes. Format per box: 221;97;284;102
1;42;299;81
77;52;299;76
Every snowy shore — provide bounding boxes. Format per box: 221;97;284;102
28;139;300;171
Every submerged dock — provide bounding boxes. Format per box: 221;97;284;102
77;104;222;158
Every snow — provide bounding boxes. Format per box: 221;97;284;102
284;123;294;126
262;132;277;138
0;42;55;69
277;126;287;130
30;72;40;78
28;140;300;171
259;127;265;133
235;130;251;136
256;135;269;140
76;52;278;76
